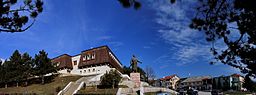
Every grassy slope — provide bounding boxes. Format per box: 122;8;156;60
0;76;81;95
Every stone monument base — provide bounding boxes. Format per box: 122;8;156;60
130;73;141;88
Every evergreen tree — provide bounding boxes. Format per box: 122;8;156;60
243;75;256;92
1;60;9;88
137;67;147;81
7;50;22;87
0;0;43;32
119;0;256;78
33;50;56;84
123;66;147;81
123;66;132;75
0;63;5;86
100;70;121;88
21;52;33;86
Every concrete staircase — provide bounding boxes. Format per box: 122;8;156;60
63;82;80;95
59;76;96;95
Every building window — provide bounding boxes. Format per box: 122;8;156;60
83;56;86;61
93;68;95;72
87;54;91;60
56;62;60;67
84;70;86;73
88;69;90;72
67;69;71;73
92;53;95;59
73;61;77;65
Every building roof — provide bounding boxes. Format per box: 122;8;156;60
81;45;122;65
231;73;241;77
78;46;123;72
51;54;73;69
51;54;71;60
181;76;211;83
51;45;123;72
160;74;179;81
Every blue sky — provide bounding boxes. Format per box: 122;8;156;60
0;0;240;78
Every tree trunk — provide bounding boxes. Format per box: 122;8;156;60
5;84;7;88
41;76;44;84
25;81;28;87
16;82;19;87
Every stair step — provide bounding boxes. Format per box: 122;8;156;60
61;75;97;95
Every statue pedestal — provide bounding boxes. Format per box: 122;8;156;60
130;73;140;88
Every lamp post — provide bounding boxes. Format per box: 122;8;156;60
112;79;115;89
62;79;64;90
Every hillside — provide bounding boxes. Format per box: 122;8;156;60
0;75;81;95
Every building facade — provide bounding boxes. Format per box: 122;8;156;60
179;76;212;90
212;74;244;91
160;75;180;89
51;46;123;78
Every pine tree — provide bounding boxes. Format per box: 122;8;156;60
21;52;33;86
0;0;43;32
0;63;5;86
33;50;56;84
1;60;9;88
7;50;22;87
243;75;256;92
100;70;121;88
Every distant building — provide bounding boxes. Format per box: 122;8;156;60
202;78;212;91
212;74;244;91
179;76;212;90
160;74;180;89
51;46;123;82
152;79;161;87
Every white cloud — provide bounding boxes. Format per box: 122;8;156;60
143;46;151;49
107;41;124;51
109;41;123;47
97;36;112;41
149;0;214;65
174;45;211;65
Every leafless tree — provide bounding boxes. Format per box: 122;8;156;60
144;65;156;81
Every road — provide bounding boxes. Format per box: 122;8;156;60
198;91;211;95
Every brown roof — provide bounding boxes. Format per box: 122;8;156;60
78;46;123;72
51;54;73;69
50;46;123;72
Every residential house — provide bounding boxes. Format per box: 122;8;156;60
212;74;244;91
179;76;212;90
160;74;180;89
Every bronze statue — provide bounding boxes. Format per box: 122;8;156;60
130;55;142;72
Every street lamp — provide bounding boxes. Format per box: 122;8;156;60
112;79;115;89
62;79;64;90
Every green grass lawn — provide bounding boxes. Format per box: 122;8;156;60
0;75;81;95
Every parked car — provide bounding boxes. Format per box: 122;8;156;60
187;89;198;95
177;89;186;95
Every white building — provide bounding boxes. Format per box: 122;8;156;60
51;46;124;82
